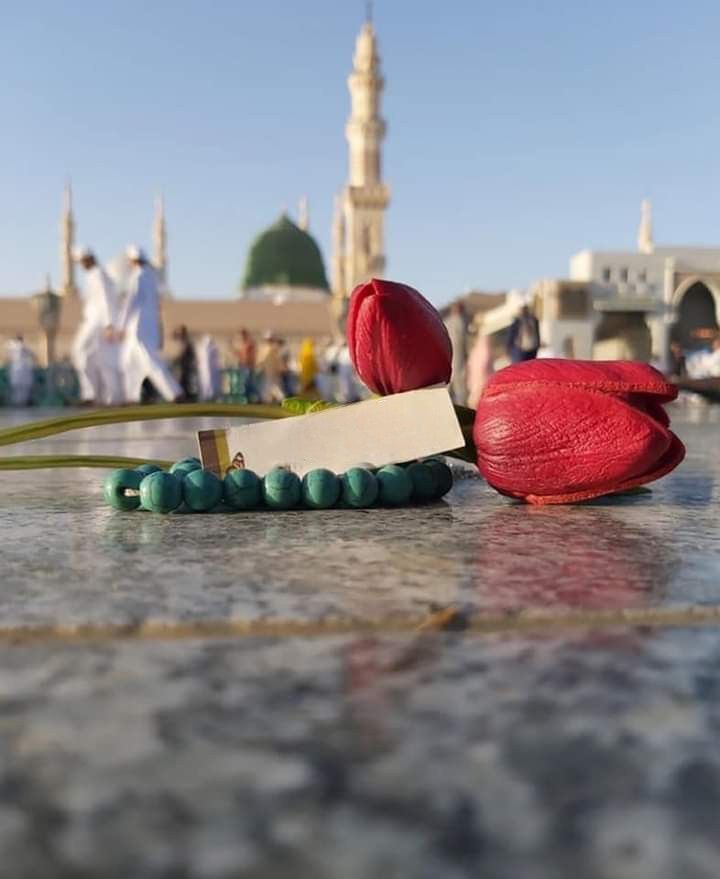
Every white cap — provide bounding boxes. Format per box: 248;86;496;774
125;244;146;261
72;246;93;262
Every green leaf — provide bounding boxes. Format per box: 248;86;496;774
307;400;340;413
281;397;340;415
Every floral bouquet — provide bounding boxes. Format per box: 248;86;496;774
0;277;685;509
347;278;685;505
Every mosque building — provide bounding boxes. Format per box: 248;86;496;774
476;201;720;368
240;209;330;303
331;17;390;311
0;13;389;364
5;9;716;377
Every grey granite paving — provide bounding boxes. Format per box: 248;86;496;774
0;400;718;877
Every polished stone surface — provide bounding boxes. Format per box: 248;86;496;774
0;400;719;877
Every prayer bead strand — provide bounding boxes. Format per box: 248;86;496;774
103;458;453;514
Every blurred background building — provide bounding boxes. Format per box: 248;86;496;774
0;14;389;366
1;10;718;377
473;201;720;370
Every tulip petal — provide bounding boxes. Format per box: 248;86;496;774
347;279;452;395
589;432;686;499
484;359;678;403
622;394;671;428
474;386;683;505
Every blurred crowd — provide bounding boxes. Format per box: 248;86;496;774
446;301;720;406
230;329;361;404
2;243;365;407
2;324;365;408
668;335;720;381
5;269;720;408
165;326;363;405
446;301;542;407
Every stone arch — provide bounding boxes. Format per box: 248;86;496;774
672;275;720;311
671;278;719;350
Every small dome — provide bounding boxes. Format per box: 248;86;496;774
241;214;329;293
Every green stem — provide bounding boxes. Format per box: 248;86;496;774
0;403;290;471
0;403;289;448
0;401;479;472
0;455;174;471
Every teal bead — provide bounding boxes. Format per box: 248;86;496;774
424;458;454;499
135;463;162;476
302;469;341;509
376;464;413;506
224;469;261;510
182;469;223;512
169;459;202;477
103;469;143;511
341;467;379;508
407;462;436;502
139;471;183;514
262;468;301;510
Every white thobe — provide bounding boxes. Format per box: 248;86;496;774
196;335;221;401
5;340;34;406
314;349;332;400
118;265;181;403
72;266;122;404
336;344;360;403
445;312;468;405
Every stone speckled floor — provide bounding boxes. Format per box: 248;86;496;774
0;401;719;878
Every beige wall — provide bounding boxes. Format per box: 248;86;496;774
0;296;337;367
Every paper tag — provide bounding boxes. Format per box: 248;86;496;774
198;388;464;477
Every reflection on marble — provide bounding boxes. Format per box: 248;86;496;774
1;405;718;626
472;505;679;611
0;403;718;876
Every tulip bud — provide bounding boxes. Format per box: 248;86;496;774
347;279;452;395
473;359;685;505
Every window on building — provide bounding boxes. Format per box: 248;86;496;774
638;269;647;283
601;267;611;282
619;267;629;282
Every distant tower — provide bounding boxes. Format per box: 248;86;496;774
332;11;390;307
60;182;77;298
637;198;654;255
298;195;310;231
153;195;168;285
331;194;346;299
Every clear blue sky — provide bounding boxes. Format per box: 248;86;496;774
1;0;718;306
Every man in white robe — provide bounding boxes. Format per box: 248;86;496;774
196;335;222;401
444;302;469;405
117;245;182;403
339;343;362;402
72;247;122;405
4;336;35;406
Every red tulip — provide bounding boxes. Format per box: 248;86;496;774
473;359;685;505
347;279;452;395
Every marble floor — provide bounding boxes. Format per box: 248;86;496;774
0;399;718;878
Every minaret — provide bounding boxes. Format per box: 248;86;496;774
332;10;390;305
331;194;346;299
60;182;76;298
153;195;168;287
637;198;654;255
298;195;310;231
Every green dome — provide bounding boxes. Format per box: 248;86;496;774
241;214;329;292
